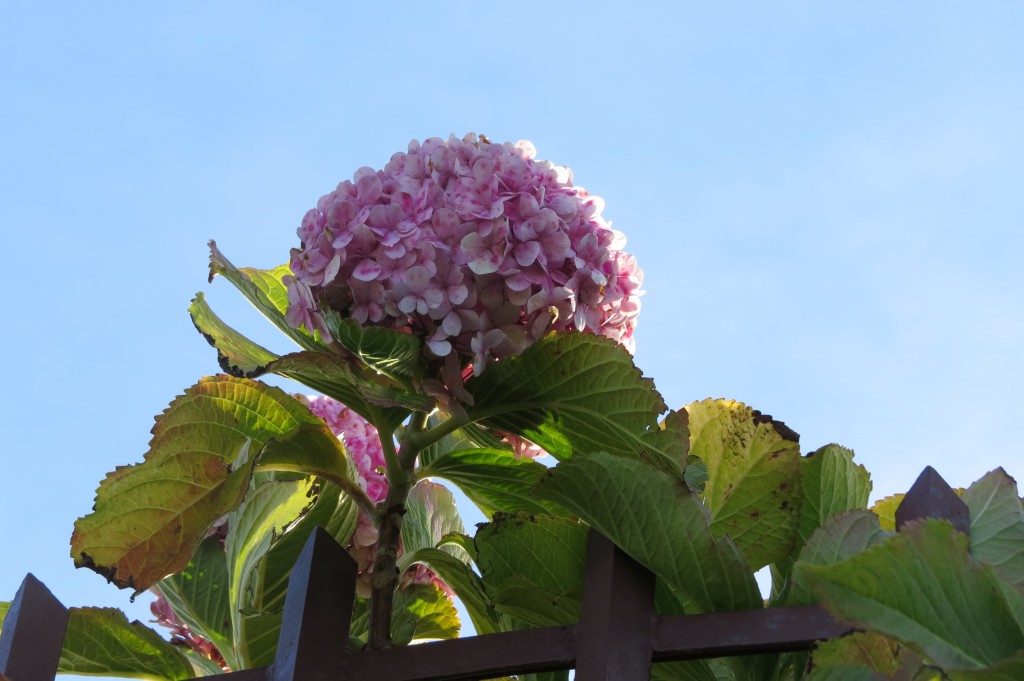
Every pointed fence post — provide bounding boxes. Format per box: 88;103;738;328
895;466;971;536
574;529;656;681
0;574;69;681
269;527;359;681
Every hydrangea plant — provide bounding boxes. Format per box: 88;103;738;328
3;135;1020;681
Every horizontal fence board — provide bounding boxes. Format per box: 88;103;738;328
653;606;852;661
347;626;577;681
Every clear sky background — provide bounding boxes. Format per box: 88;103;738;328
2;0;1022;653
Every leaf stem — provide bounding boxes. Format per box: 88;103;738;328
373;408;406;488
406;412;467;452
397;411;430;469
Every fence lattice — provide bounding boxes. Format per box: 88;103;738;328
0;466;967;681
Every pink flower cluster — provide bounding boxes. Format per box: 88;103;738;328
285;133;643;375
303;395;388;502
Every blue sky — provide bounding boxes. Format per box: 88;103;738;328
2;0;1022;651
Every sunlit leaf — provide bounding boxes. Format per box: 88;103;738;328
869;494;903;531
234;481;359;667
257;422;371;512
401;546;501;636
71;376;321;592
466;333;683;474
155;536;234;669
399;481;468;571
207;242;327;352
59;607;195;681
226;474;316;667
324;313;423;381
191;288;419;428
797;444;872;548
189;292;280;378
417;448;563;517
534;451;761;613
686;398;803;570
349;583;460;646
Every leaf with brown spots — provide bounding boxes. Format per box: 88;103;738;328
686;398;803;570
71;376;322;592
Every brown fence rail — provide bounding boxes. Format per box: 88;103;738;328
1;466;969;681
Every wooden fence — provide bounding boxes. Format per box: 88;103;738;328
0;466;969;681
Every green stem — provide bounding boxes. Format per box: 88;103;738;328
406;412;468;452
397;411;430;469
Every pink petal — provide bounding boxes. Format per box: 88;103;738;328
514;240;541;267
352;259;383;281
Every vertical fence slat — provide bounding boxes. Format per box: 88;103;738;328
269;527;358;681
574;529;655;681
0;574;69;681
895;466;970;535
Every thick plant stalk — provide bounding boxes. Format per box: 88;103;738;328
366;418;422;649
367;490;406;649
365;412;439;648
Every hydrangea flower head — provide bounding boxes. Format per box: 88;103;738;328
286;134;643;379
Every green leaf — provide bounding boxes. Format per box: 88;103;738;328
266;352;415;431
869;494;903;531
256;422;372;512
401;546;502;635
534;452;761;613
349;583;461;646
207;242;328;352
795;518;1024;670
59;607;196;681
324;313;423;380
225;474;317;667
465;333;683;472
789;511;891;606
417;448;564;517
155;536;234;669
234;481;359;667
189;291;280;378
798;444;872;548
415;416;497;469
963;468;1024;586
394;583;461;642
812;631;902;676
72;376;321;592
474;514;589;628
399;481;468;571
193;276;424;426
686;398;803;570
191;289;421;427
948;651;1024;681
